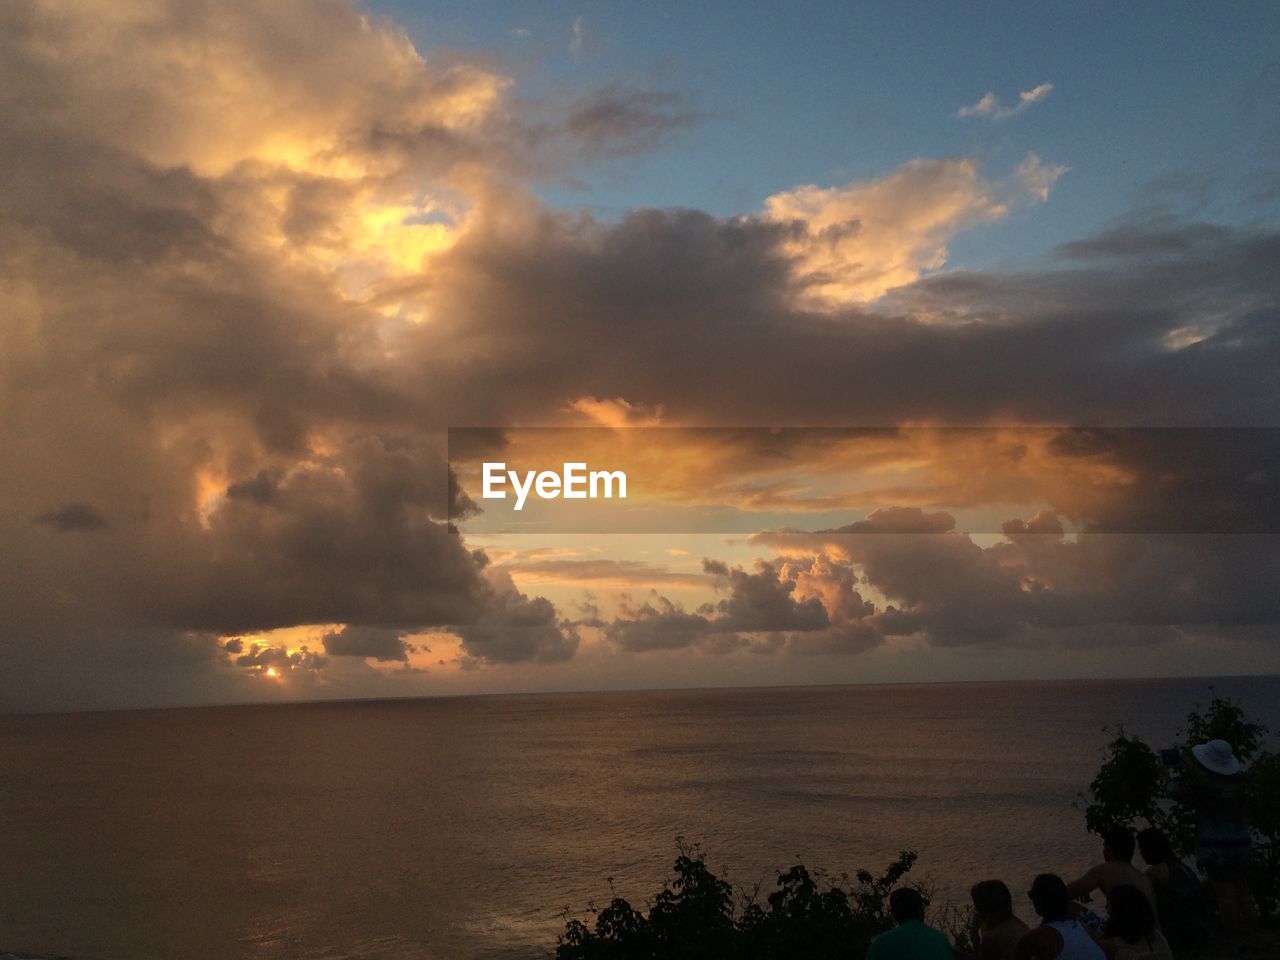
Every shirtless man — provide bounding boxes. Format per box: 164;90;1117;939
1066;825;1158;920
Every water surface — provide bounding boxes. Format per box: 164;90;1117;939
2;676;1277;959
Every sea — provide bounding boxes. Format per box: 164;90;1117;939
2;676;1278;960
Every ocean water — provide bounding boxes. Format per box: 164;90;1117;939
2;676;1278;960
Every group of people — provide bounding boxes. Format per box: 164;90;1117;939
865;739;1258;960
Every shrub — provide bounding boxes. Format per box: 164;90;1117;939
555;844;953;960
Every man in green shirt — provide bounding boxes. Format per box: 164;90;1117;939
866;887;954;960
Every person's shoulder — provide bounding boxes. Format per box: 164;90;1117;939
924;921;951;942
865;931;883;958
921;922;954;956
1016;925;1060;960
866;926;896;959
868;925;902;949
1125;862;1153;885
1150;929;1175;960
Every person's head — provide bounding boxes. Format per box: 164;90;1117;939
889;887;927;924
1105;884;1157;944
1136;827;1173;866
970;880;1015;924
1028;874;1071;922
1102;824;1136;863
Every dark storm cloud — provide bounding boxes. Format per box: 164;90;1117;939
1038;428;1280;534
34;502;110;532
453;570;579;664
160;437;489;636
604;597;714;652
750;524;1030;648
829;507;957;535
604;560;833;653
753;515;1280;650
408;207;1280;431
322;625;412;663
707;560;829;633
1003;510;1065;537
1054;218;1237;261
564;84;699;157
225;471;281;506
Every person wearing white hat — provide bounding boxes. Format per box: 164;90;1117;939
1165;739;1258;936
1191;739;1242;777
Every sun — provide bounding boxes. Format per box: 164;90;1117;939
265;667;280;679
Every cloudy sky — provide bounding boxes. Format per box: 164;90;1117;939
2;0;1279;712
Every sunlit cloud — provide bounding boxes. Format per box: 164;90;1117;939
958;81;1054;120
1;0;1277;709
565;396;666;427
763;156;1062;306
500;558;711;590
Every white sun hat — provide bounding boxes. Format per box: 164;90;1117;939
1191;739;1242;776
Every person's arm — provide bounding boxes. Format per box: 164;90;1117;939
1065;864;1101;901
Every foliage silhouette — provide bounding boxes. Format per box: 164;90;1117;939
555;842;967;960
557;693;1277;958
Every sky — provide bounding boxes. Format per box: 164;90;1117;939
1;0;1279;711
371;1;1280;252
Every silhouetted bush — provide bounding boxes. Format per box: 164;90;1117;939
556;843;973;960
556;693;1279;959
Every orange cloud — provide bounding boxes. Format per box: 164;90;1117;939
764;157;1063;306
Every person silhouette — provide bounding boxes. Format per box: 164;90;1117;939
971;880;1030;960
1015;874;1105;960
1166;739;1258;936
1065;825;1157;919
1101;884;1174;960
865;887;954;960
